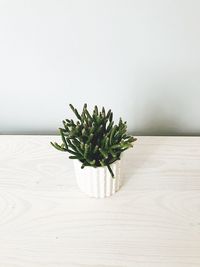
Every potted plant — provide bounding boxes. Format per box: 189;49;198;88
51;104;137;198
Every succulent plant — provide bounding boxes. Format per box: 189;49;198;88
51;104;137;177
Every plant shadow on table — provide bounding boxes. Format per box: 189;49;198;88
120;110;180;188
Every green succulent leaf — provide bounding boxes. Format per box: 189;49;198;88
51;104;137;178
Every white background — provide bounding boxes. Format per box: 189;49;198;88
0;0;200;135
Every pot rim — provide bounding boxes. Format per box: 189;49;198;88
73;158;121;169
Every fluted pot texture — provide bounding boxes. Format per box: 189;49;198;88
73;160;121;198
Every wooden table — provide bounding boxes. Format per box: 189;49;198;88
0;136;200;267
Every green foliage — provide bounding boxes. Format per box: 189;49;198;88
51;104;137;177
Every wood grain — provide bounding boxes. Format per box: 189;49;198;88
0;136;200;267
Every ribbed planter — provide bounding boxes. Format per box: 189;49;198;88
73;160;121;198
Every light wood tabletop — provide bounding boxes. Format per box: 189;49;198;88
0;135;200;267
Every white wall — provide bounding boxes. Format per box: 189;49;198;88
0;0;200;135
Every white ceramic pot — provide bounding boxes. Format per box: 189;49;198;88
73;160;121;198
